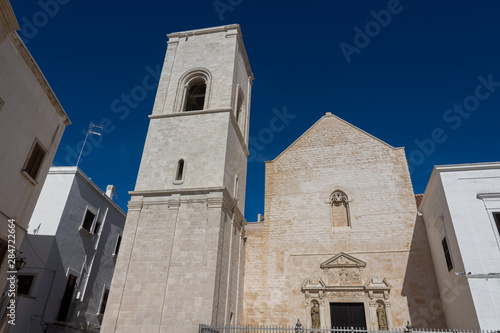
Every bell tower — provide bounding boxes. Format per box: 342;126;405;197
102;25;253;333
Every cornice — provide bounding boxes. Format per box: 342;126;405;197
130;187;247;225
149;108;231;119
167;24;241;39
0;0;20;34
421;162;500;210
130;187;227;197
166;24;254;82
435;161;500;172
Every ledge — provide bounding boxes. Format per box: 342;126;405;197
21;170;38;186
149;108;232;119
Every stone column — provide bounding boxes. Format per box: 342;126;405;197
369;301;378;329
385;302;393;329
319;299;326;328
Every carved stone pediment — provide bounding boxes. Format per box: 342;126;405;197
301;277;326;291
320;252;367;269
320;253;366;286
364;277;391;300
364;276;391;290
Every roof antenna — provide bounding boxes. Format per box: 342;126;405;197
76;122;103;167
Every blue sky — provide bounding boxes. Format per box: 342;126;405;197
11;0;500;221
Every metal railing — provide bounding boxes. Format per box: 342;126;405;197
199;322;500;333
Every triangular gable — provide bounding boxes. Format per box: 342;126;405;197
364;276;391;291
320;252;366;269
301;277;326;290
269;112;402;163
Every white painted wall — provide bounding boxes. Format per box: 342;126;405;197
10;167;126;333
0;0;70;293
420;163;500;330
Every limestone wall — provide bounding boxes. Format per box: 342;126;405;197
243;113;446;329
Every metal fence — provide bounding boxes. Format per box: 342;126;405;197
199;323;500;333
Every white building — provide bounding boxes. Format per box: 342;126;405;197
0;0;71;292
9;167;126;333
419;162;500;330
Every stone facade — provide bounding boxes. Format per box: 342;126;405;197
100;24;468;331
101;25;253;333
243;113;446;329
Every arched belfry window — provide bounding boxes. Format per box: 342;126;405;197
176;68;212;113
330;190;350;227
185;80;206;111
236;89;244;123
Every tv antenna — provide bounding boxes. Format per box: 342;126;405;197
76;122;103;167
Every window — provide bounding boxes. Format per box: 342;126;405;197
185;81;206;111
176;68;211;112
57;274;77;322
494;213;500;236
176;159;185;181
98;288;110;314
17;275;35;296
0;239;7;269
23;140;46;181
331;190;350;227
113;235;122;257
442;236;453;271
234;176;239;202
81;210;96;232
0;96;4;111
236;91;244;123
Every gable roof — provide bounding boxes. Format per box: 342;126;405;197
268;112;403;163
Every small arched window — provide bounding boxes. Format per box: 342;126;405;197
234;175;239;202
185;80;206;111
331;190;350;227
175;159;185;182
236;91;244;123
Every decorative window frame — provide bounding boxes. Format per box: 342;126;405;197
234;84;245;128
330;189;351;229
174;68;212;113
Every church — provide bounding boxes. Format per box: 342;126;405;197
101;25;499;333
